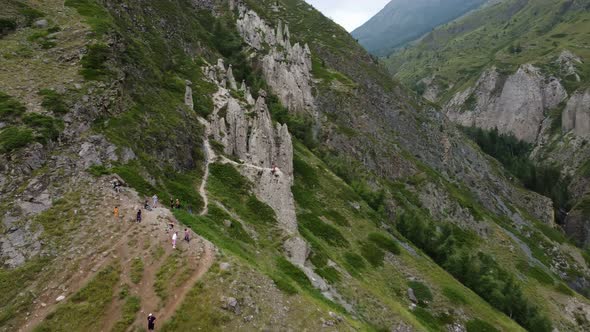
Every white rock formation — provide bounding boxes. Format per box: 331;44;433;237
444;64;568;143
562;89;590;137
557;50;583;82
236;5;315;114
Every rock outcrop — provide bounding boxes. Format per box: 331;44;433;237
562;89;590;137
236;5;315;115
444;64;567;143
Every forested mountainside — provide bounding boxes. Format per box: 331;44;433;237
351;0;487;56
385;0;590;249
1;0;590;331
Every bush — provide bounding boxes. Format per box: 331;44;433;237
317;266;341;283
343;252;365;271
23;113;63;142
80;44;112;80
368;233;401;255
298;213;349;247
324;209;350;227
272;276;298;295
442;287;468;305
0;127;34;153
408;281;433;303
277;257;312;290
360;241;385;267
466;319;499;332
39;89;68;115
0;92;26;119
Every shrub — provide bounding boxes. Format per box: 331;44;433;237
0;92;26;119
88;165;111;176
317;266;341;283
360;241;385;267
408;281;433;303
276;257;312;290
39;89;68;115
80;44;112;80
324;210;350;227
271;276;298;295
0;127;33;153
298;213;349;247
23;113;63;142
412;307;440;331
368;233;401;255
466;319;499;332
442;287;468;305
343;252;365;271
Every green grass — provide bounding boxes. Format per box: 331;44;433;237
442;286;468;305
154;252;181;300
298;213;349;248
517;261;554;285
408;281;433;304
412;307;442;331
34;265;120;332
276;256;313;290
112;296;141;332
555;283;575;296
39;89;68;115
80;44;112;80
368;233;401;255
343;251;366;273
0;126;34;153
34;193;83;245
271;276;298;295
0;258;49;325
130;258;144;284
0;91;26;119
65;0;112;35
316;266;341;283
466;318;500;332
360;241;385;267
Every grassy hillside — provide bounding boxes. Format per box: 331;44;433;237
2;0;590;331
386;0;590;102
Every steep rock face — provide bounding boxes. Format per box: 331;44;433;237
563;89;590;137
444;64;567;143
237;5;314;114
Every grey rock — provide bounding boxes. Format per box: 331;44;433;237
223;219;232;228
33;19;49;29
55;295;65;302
219;262;231;271
407;288;418;303
562;89;590;137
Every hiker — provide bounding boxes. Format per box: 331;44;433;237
172;231;178;249
184;228;190;242
147;313;156;331
114;206;119;220
136;209;142;223
112;179;121;193
170;198;174;209
175;198;181;209
152;194;158;208
144;200;152;211
271;164;279;177
167;220;174;233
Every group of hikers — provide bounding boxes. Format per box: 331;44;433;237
112;191;192;331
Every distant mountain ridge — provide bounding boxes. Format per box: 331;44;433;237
351;0;487;56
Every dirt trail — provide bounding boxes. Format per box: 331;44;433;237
20;179;216;332
197;117;216;216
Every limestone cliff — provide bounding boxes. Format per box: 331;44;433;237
236;4;315;115
444;64;567;143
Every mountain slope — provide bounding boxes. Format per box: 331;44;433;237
1;0;590;331
384;0;590;248
351;0;487;56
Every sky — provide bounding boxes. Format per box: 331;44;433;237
305;0;390;32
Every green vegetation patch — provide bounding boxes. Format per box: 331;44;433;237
0;127;34;153
112;295;140;332
360;241;385;267
442;286;468;305
298;213;349;248
39;89;68;115
0;257;49;325
64;0;112;35
466;319;500;332
0;91;26;119
368;233;401;255
80;44;112;80
130;258;144;284
343;251;366;274
408;281;434;304
34;265;120;332
154;252;181;300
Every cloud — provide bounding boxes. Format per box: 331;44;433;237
305;0;390;31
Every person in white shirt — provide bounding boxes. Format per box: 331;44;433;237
172;232;178;249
